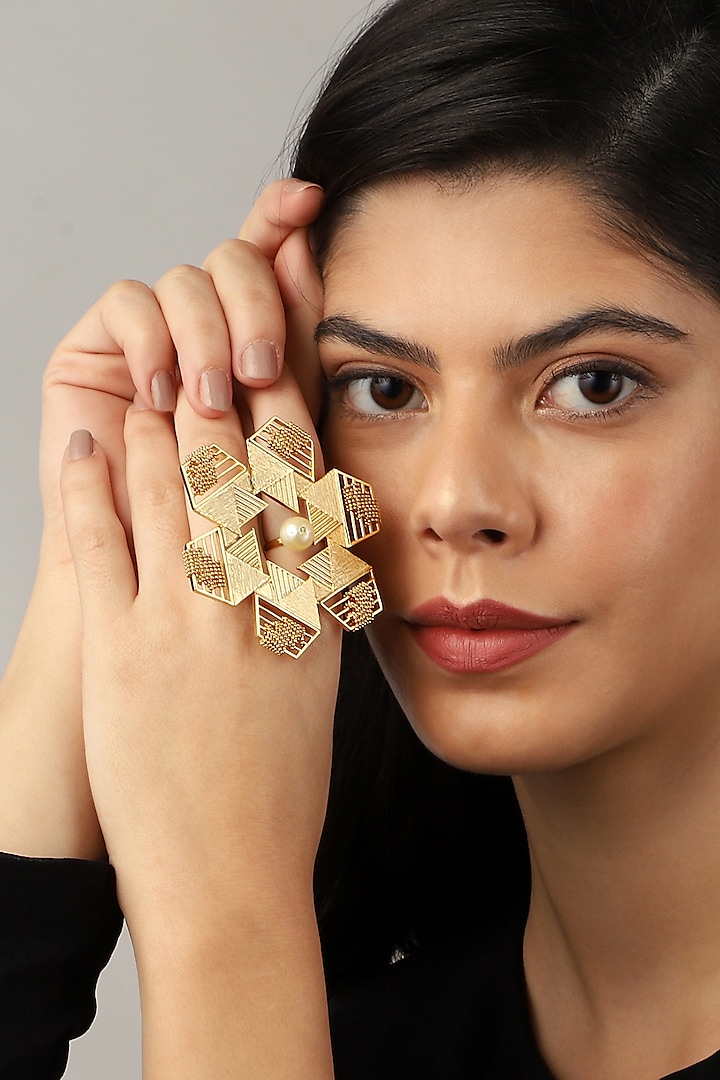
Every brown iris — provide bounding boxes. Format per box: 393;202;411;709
577;371;625;405
369;376;416;409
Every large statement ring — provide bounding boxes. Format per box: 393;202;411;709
180;417;383;658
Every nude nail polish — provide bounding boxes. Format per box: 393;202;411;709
68;429;94;461
199;368;231;411
239;340;280;381
151;370;177;411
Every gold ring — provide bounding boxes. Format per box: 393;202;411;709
180;416;382;658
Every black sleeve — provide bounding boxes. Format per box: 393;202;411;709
0;850;124;1080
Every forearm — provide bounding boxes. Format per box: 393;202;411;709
133;890;334;1080
0;561;104;860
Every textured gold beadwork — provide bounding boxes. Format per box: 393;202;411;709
259;615;310;656
342;580;379;628
268;425;307;460
184;445;220;498
182;547;227;591
342;485;381;528
181;417;382;657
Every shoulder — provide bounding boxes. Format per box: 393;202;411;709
329;906;550;1080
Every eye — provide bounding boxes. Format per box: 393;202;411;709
541;365;640;413
343;374;427;414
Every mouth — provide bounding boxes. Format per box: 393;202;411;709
406;597;577;674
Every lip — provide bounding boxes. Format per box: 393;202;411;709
406;597;577;674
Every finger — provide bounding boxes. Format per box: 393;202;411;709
202;240;286;388
172;389;252;541
122;403;192;595
60;430;137;622
274;227;325;422
172;391;268;623
53;280;177;411
243;363;326;566
238;179;324;260
152;263;233;418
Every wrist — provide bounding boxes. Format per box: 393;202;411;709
132;897;333;1080
122;863;318;951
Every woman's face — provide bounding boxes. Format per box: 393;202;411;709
317;173;720;774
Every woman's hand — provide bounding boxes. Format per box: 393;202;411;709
40;178;324;568
0;179;324;863
61;390;338;1078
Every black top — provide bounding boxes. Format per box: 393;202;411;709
0;851;123;1079
1;851;720;1079
330;911;720;1078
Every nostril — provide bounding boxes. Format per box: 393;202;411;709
481;529;506;544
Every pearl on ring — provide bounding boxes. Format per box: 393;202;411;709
276;515;315;552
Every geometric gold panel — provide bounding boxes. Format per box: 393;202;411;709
254;596;320;658
299;542;372;601
182;527;234;605
246;416;315;483
195;480;267;533
181;445;251;507
339;474;382;544
183;526;269;607
320;569;383;631
303;469;381;547
256;564;321;631
305;502;343;546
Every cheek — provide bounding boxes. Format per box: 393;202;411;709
545;427;720;677
321;423;414;571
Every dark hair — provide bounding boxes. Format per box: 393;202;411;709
291;0;720;991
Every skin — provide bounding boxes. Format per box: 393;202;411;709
316;173;720;1078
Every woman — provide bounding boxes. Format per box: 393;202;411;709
2;0;720;1076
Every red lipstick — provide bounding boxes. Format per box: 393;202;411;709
407;598;576;674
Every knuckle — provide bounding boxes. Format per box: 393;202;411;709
71;523;123;583
206;238;267;275
124;405;160;437
104;278;151;304
76;523;114;558
137;478;177;512
42;348;79;394
101;279;156;323
155;263;209;292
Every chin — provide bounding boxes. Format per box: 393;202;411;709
375;660;630;777
367;620;647;777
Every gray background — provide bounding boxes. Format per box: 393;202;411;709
0;1;383;1073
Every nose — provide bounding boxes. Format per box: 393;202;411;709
408;408;538;557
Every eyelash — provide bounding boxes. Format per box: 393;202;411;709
323;367;428;422
537;357;660;422
323;358;659;422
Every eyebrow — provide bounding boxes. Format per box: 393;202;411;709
494;307;690;372
315;315;439;371
314;308;690;374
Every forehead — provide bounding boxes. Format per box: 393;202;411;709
320;174;708;352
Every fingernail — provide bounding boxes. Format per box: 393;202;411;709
239;340;280;381
199;368;231;411
151;370;177;411
68;429;94;461
131;392;150;412
282;179;323;196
